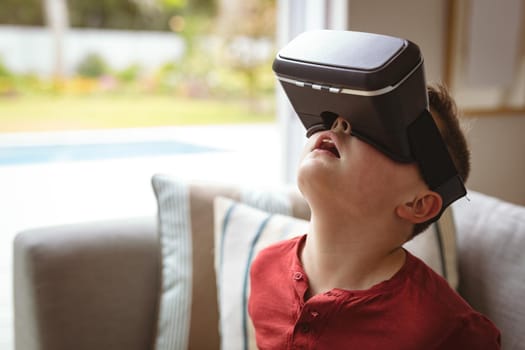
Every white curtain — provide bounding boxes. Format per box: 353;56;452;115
276;0;348;183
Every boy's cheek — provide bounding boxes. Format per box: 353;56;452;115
300;136;319;159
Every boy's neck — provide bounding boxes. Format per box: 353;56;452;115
300;212;408;298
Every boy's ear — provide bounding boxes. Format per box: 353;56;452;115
396;191;443;224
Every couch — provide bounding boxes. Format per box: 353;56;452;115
13;179;525;350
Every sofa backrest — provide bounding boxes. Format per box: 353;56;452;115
453;191;525;349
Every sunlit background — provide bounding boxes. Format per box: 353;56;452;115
2;1;525;349
1;1;282;348
0;0;277;132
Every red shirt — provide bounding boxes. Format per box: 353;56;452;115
248;235;501;350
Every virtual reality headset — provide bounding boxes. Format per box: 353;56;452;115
273;30;466;217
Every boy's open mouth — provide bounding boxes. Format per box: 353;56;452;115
314;136;340;158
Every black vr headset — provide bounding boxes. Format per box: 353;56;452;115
273;30;466;219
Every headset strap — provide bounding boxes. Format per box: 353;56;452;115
407;109;467;220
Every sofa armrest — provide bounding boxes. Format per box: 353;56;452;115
13;217;159;350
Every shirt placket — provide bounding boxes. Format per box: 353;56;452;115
291;278;349;350
290;269;310;349
291;305;322;349
289;269;337;350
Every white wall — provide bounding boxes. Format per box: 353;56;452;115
276;0;348;184
348;0;525;206
465;115;525;205
0;26;185;77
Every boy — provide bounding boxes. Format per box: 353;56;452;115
248;85;501;349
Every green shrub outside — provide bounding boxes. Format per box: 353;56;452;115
76;53;109;78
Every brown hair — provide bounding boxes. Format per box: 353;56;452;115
412;84;471;237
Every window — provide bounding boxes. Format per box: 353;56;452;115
0;1;348;348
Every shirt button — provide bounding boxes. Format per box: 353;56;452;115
310;311;319;318
293;272;303;281
299;323;310;333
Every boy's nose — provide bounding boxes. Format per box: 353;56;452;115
331;117;351;135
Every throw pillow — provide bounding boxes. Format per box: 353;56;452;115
151;174;309;350
151;175;192;350
213;196;459;350
213;196;309;350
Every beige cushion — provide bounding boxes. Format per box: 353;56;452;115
213;197;309;350
404;206;459;289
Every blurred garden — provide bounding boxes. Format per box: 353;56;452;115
0;0;277;132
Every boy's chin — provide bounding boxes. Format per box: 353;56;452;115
297;163;343;197
298;160;332;185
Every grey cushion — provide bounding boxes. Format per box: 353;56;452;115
454;191;525;350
